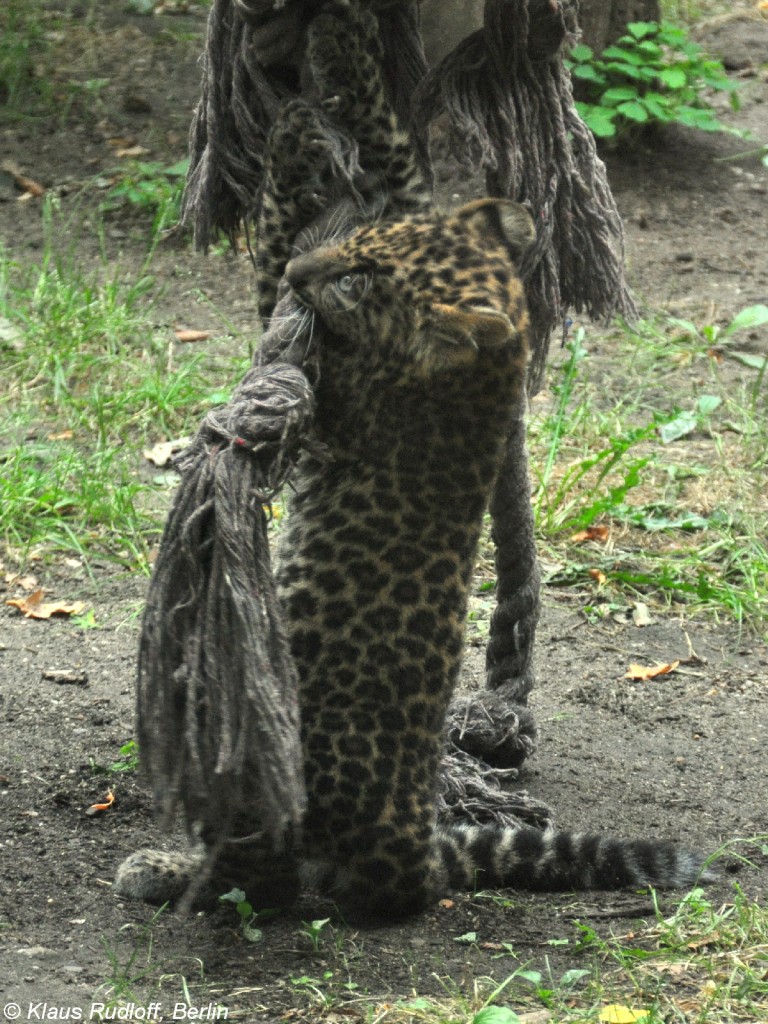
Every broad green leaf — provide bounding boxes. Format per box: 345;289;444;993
571;64;606;85
729;351;768;370
605;61;644;80
570;43;594;62
674;105;721;131
603;46;644;64
561;968;592;986
722;303;768;336
473;1009;522;1024
696;394;722;417
659;66;688;90
626;21;658;39
617;100;650;122
220;888;247;904
577;104;617;138
642;92;672;120
602;86;639;103
659;410;697;443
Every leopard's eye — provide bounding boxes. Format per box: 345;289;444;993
337;274;357;294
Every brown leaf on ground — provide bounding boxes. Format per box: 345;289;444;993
1;160;45;197
6;589;87;620
143;436;191;467
571;524;610;544
589;567;607;585
174;328;212;343
115;145;150;159
625;660;680;680
85;790;115;816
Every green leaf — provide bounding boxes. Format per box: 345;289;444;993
455;931;478;943
604;61;645;80
561;968;592;987
602;86;639;103
578;104;617;137
659;410;697;444
241;922;263;943
571;64;606;85
696;394;722;417
659;66;688;90
642;92;673;120
603;46;644;64
570;43;594;62
626;21;658;39
722;304;768;336
473;1009;522;1024
220;888;247;905
729;351;768;371
636;40;663;59
617;100;650;122
674;105;722;131
516;969;543;985
163;159;190;177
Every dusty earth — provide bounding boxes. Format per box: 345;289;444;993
1;4;767;1022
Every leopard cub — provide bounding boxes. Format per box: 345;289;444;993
116;198;711;920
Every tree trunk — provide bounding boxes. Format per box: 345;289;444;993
418;1;662;65
577;0;661;54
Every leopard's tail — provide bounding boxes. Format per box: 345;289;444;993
436;823;715;892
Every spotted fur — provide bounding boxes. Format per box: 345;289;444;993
255;0;429;320
115;0;711;921
116;197;711;919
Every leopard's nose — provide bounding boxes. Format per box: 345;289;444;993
285;254;317;293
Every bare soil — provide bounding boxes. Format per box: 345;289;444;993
1;5;767;1021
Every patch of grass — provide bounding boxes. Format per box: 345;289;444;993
0;198;250;571
0;0;49;113
527;311;768;634
101;159;190;236
314;869;768;1023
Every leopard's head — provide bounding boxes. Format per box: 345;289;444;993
285;199;534;379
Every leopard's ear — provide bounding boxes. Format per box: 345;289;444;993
453;199;535;260
430;303;517;351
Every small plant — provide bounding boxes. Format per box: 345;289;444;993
567;21;741;139
299;916;332;952
102;159;189;233
219;888;278;943
91;740;140;776
97;905;167;1006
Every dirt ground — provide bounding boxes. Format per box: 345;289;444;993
1;5;767;1021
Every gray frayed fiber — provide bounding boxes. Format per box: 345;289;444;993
136;357;317;850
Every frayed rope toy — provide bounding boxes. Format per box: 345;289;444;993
137;0;637;862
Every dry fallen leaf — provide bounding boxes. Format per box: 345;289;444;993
598;1005;649;1023
174;328;212;343
589;567;607;585
4;573;39;591
438;898;454;909
143;436;191;467
47;429;74;441
1;159;45;197
571;524;610;544
6;589;87;620
85;789;115;816
625;660;680;680
115;145;150;159
631;602;652;627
